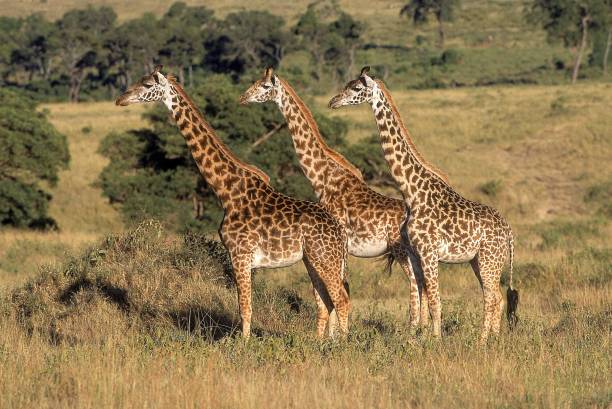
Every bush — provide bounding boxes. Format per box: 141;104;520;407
479;179;502;197
8;220;314;345
0;88;69;228
584;181;612;217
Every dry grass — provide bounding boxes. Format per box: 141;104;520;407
1;221;610;409
0;83;610;408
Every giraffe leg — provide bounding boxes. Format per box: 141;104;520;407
407;249;430;329
311;283;331;338
327;308;338;338
231;254;253;339
418;251;441;337
392;246;419;329
471;255;502;343
303;253;350;337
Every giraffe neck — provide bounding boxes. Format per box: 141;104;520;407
369;83;447;209
276;79;363;199
163;80;270;208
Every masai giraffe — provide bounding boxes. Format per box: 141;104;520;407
115;66;351;339
240;67;430;330
329;67;518;342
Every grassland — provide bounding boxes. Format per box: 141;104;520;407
0;81;610;408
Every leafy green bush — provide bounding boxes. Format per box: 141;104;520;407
0;88;69;228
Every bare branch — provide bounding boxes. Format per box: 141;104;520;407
251;123;287;149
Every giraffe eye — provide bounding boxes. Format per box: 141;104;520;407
262;84;272;90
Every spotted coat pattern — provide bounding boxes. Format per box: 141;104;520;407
116;67;351;339
329;68;516;342
240;68;430;328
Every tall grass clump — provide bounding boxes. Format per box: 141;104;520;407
8;220;313;345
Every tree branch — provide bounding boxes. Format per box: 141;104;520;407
251;123;286;149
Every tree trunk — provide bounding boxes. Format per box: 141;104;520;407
571;15;590;84
437;17;445;49
188;64;193;88
178;66;185;85
345;45;356;82
604;29;611;76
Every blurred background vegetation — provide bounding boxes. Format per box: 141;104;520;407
1;0;610;232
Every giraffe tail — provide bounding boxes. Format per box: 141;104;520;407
381;252;396;277
506;228;519;329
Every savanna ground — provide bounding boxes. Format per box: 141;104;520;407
1;82;610;408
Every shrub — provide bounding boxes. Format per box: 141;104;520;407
0;88;69;228
8;220;314;345
479;179;502;197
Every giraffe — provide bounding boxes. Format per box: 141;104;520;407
240;67;430;330
115;66;351;339
329;67;518;342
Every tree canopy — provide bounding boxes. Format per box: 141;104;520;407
400;0;460;48
0;88;69;227
528;0;612;82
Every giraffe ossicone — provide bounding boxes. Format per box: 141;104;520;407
116;66;352;339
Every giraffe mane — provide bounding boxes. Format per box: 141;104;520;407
167;76;271;185
375;79;450;185
278;77;364;182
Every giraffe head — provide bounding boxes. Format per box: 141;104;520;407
328;66;378;109
115;65;171;106
239;67;281;105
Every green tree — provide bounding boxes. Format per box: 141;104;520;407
159;2;215;86
10;14;58;82
55;6;117;102
294;2;364;83
206;11;289;76
400;0;460;48
0;17;22;82
0;89;69;228
528;0;611;83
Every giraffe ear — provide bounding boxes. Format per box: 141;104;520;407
360;66;371;77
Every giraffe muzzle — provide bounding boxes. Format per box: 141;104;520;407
238;94;250;106
328;95;343;109
115;90;139;106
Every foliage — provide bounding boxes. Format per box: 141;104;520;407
97;74;354;232
0;88;69;228
527;0;611;82
205;10;290;77
293;1;365;83
400;0;461;47
478;179;502;197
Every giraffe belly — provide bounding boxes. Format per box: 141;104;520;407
437;241;478;263
252;246;303;269
348;237;389;258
